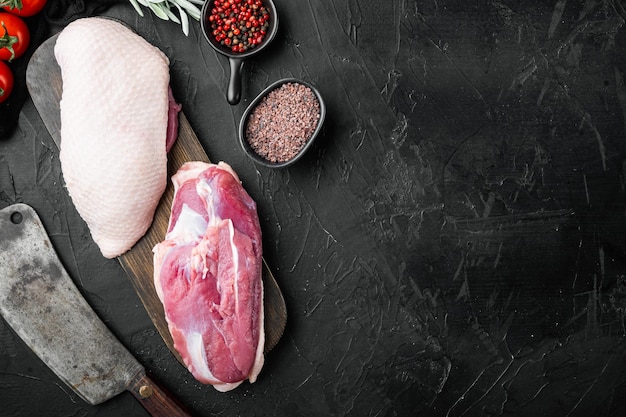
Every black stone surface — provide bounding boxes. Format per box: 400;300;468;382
2;1;626;416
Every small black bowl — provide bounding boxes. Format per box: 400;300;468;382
238;78;326;168
200;0;279;105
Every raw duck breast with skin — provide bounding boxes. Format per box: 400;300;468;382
153;161;265;392
55;17;179;258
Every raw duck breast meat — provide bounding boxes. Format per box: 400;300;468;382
55;17;175;258
153;161;265;392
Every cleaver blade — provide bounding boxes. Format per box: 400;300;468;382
0;203;192;416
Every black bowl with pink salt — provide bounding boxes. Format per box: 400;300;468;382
239;78;326;168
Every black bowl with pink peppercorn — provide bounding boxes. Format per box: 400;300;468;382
201;0;279;105
238;78;326;168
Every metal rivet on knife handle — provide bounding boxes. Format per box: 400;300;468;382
128;370;194;416
139;385;154;398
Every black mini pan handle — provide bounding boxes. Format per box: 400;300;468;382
228;57;244;105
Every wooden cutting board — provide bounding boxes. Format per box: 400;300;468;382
25;32;287;365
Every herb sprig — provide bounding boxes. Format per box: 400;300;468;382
128;0;205;36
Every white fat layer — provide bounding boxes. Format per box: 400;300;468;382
167;203;207;242
187;332;217;382
187;331;243;392
213;380;242;392
196;179;219;226
228;220;239;308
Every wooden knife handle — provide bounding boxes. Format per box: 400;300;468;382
128;370;194;417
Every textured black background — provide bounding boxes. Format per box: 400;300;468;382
2;0;626;416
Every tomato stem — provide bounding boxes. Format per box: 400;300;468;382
0;22;18;61
0;1;24;11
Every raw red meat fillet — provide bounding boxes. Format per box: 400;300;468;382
153;161;264;392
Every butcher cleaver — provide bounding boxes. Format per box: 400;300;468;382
0;203;192;416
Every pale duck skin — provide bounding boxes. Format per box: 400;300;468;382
55;17;171;258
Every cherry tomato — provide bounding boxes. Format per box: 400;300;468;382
0;60;13;103
1;0;47;17
0;12;29;61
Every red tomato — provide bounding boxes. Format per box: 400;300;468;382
0;60;13;103
1;0;47;17
0;12;29;61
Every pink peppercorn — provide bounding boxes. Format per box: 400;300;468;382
208;0;270;53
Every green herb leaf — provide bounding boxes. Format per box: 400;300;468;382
0;0;23;11
175;0;202;20
174;3;190;36
127;0;145;17
0;22;17;61
127;0;204;35
163;6;182;24
148;2;170;20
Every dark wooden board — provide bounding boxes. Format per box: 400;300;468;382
25;33;287;365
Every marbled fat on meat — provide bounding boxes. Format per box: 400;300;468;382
153;161;265;392
55;18;172;258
